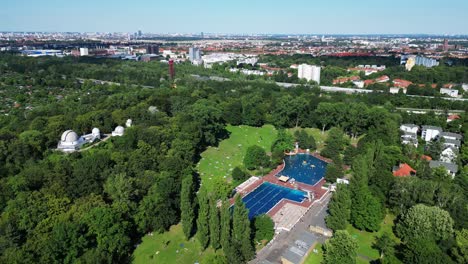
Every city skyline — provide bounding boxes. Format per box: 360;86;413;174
2;0;468;35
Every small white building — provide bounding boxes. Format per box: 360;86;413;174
112;126;125;136
421;126;442;142
353;80;364;88
429;161;458;178
390;87;406;94
440;88;459;97
400;124;419;134
126;119;133;128
440;147;458;163
336;178;350;185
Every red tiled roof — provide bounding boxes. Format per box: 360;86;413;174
447;114;460;120
364;79;375;86
420;155;432;161
393;163;416;177
393;79;413;88
333;76;360;84
376;75;390;82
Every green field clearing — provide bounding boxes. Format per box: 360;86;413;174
303;214;398;264
197;124;277;191
346;214;399;263
132;224;217;264
303;243;324;264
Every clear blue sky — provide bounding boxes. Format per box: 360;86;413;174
2;0;467;34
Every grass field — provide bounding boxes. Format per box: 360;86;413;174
303;214;398;264
132;224;217;264
197;124;277;192
303;243;323;264
347;214;399;263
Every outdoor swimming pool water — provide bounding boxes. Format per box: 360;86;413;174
242;182;307;219
279;154;328;185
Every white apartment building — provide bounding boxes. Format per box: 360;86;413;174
298;64;321;84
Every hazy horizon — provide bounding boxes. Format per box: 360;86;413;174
2;0;468;35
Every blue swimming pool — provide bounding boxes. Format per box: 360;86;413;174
242;182;307;219
279;154;328;185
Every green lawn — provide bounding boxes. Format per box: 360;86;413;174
197;124;277;192
304;214;398;264
132;224;218;264
346;214;399;263
303;243;324;264
288;127;328;151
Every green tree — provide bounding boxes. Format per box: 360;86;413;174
244;145;269;170
294;130;316;150
253;215;275;244
271;129;294;153
232;167;248;182
403;237;455;264
373;232;396;260
321;127;349;159
396;204;454;243
181;173;196;239
324;163;342;183
232;196;254;262
326;184;351;231
190;99;226;146
196;189;210;249
209;198;221;249
451;229;468;264
350;154;384;231
323;230;358;264
425;138;444;160
83;206;131;262
220;200;231;250
134;174;179;233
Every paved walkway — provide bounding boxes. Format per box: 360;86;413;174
250;192;332;264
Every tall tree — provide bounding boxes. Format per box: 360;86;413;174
350;154;384;231
323;230;358;264
181;173;196;239
232;196;254;262
373;232;396;260
209;198;221;249
326;184;351;231
196;189;210;249
220;200;231;250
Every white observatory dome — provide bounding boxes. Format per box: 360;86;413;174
61;130;78;143
115;126;124;134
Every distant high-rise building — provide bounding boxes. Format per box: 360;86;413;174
169;59;175;79
138;30;142;37
298;64;321;84
443;39;449;52
146;44;160;55
188;47;201;62
201;32;204;38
